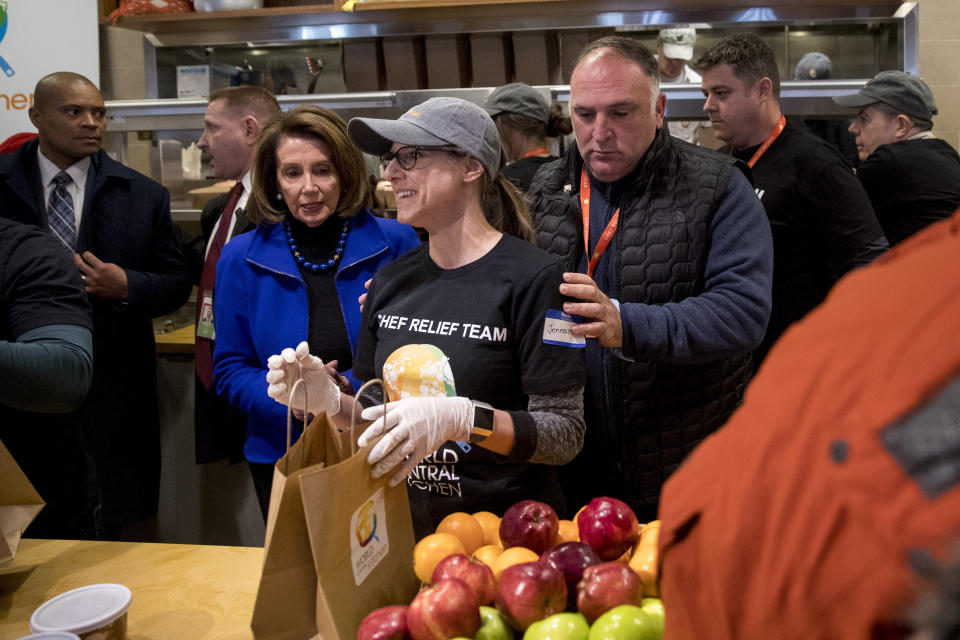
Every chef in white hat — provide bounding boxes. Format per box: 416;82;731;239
656;28;708;145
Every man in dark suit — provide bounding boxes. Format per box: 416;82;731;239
0;71;192;540
192;85;280;465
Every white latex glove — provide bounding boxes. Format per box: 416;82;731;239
265;341;341;416
357;396;473;486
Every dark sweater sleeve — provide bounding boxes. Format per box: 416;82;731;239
0;324;93;413
619;168;774;362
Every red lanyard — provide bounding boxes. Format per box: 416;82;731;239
521;147;549;159
746;115;786;169
580;167;620;278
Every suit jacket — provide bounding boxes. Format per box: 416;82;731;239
193;190;254;465
0;139;192;527
182;190;255;283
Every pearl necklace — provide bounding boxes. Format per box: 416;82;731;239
284;218;351;273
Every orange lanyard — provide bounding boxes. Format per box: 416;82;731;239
746;115;786;169
521;147;549;159
580;167;620;278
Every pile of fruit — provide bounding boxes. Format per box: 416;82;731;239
357;497;664;640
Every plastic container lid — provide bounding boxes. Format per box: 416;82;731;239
30;584;131;635
17;632;82;639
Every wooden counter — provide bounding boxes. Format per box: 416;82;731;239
154;324;196;355
0;539;264;639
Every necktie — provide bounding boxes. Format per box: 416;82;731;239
196;181;245;390
47;171;76;251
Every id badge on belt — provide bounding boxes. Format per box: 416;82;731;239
196;289;216;339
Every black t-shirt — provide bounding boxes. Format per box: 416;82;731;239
730;118;884;361
502;156;558;193
857;138;960;246
354;234;584;536
803;118;860;170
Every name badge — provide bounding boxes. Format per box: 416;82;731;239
196;289;215;340
543;309;585;348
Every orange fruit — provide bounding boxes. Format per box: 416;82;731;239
436;512;486;555
491;546;539;581
556;519;579;544
413;533;466;583
472;511;502;547
573;504;588;528
472;543;503;569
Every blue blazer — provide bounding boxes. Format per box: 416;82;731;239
213;210;420;463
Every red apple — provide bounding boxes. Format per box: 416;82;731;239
495;561;567;631
499;500;560;555
576;497;640;561
539;541;601;607
406;578;481;640
357;605;413;640
576;561;644;623
431;553;497;606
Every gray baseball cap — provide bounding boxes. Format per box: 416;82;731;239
794;52;832;80
347;97;506;177
659;28;696;61
484;82;550;124
832;70;938;120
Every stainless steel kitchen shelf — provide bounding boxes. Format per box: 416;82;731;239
105;80;877;133
121;1;909;48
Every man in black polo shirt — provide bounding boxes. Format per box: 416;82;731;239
834;70;960;246
695;33;888;365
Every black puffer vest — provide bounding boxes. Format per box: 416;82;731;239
527;128;754;513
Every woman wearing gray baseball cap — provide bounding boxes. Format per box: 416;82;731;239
267;96;586;537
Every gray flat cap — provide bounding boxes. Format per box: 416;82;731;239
832;70;938;120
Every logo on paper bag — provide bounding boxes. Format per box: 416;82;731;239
350;488;390;585
354;499;378;547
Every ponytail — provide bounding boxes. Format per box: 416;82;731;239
545;103;573;138
480;171;535;243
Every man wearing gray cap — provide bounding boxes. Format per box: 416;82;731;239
656;28;707;145
834;70;960;245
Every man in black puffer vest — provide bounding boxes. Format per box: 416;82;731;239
527;36;774;522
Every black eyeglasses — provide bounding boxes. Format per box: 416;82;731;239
379;145;464;172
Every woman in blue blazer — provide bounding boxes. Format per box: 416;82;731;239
213;106;420;517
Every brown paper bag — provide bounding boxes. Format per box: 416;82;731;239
252;383;419;640
0;439;45;565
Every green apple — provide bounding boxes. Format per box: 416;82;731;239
639;598;664;638
476;605;514;640
587;605;658;640
523;612;590;640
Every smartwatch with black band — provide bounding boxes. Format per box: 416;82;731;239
469;399;495;444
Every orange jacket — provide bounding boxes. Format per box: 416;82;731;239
659;209;960;640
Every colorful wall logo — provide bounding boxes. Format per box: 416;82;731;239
0;1;98;138
0;1;15;77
